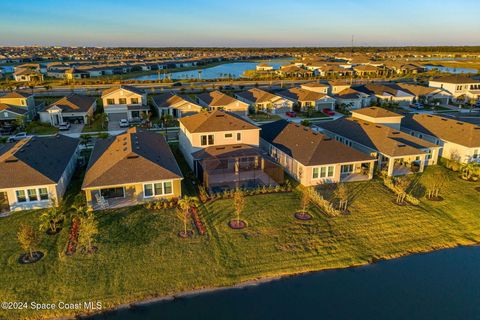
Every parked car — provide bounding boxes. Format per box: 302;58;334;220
223;85;235;90
7;132;32;142
322;108;335;116
172;82;182;87
411;102;424;109
58;122;71;131
286;111;297;118
119;119;129;128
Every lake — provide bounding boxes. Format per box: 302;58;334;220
88;246;480;320
129;58;293;81
424;65;478;74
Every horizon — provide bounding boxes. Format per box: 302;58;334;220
1;0;479;47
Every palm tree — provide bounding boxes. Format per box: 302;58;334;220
39;203;65;234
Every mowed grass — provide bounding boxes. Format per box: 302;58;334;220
1;166;479;319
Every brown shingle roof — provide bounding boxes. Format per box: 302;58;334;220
351;107;402;119
196;90;240;107
82;128;182;189
260;120;374;166
47;94;96;113
0;135;79;189
401;114;480;148
431;75;480;84
235;88;280;104
179;110;258;133
101;85;145;97
0;104;28;115
319;118;437;157
0;91;32;99
277;87;326;102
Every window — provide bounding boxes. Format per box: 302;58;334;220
100;187;124;199
38;188;49;200
131;97;139;104
225;133;233;139
27;189;38;201
119;98;127;104
144;181;173;198
16;190;27;203
201;134;214;146
313;165;335;179
237;133;241;141
106;98;115;105
341;164;353;174
473;149;479;159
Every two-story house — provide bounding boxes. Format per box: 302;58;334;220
178;110;284;191
0;91;38;120
429;75;480;101
101;85;149;122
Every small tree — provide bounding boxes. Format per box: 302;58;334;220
395;176;411;204
176;207;191;237
334;183;349;211
17;224;40;260
300;188;311;213
233;189;245;225
39;200;65;234
77;212;98;254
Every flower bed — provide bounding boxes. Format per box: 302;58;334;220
65;218;80;256
190;207;206;235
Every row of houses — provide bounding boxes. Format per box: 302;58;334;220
1;105;479;214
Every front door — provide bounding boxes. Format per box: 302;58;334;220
0;192;10;213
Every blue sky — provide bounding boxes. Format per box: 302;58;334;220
1;0;479;47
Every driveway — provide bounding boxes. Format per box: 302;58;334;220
59;123;84;138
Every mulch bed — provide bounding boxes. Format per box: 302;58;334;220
475;187;480;192
229;219;247;229
65;218;80;256
46;227;63;235
426;196;444;202
294;211;312;220
178;230;194;238
392;199;407;206
18;251;44;264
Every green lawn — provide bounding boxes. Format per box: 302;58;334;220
248;112;282;122
25;121;59;135
82;116;107;133
1;167;479;319
298;110;329;118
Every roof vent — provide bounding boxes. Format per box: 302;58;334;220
127;155;139;159
456;122;463;125
398;144;406;147
233;146;242;149
392;131;400;134
5;158;18;163
441;118;448;121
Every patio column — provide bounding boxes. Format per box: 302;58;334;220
368;161;374;179
419;155;426;172
234;158;239;176
387;157;395;176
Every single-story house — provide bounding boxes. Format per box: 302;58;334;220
39;94;97;126
335;88;371;110
354;84;415;106
234;88;293;114
196;90;249;116
401;114;480;163
395;83;451;105
152;92;203;118
300;82;329;94
318;114;440;176
82;127;183;211
13;68;44;82
260;120;376;186
0;135;79;213
101;85;149;122
276;88;336;111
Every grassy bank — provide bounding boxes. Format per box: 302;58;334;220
0;167;479;319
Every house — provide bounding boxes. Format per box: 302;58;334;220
13;68;44;82
334;88;371;110
276;88;336;111
428;75;480;101
152;92;203;118
350;107;405;130
196;90;249;116
0;135;79;213
82;128;183;211
355;84;415;106
260;120;376;186
0;91;37;120
318;109;440;176
395;83;451;105
300;82;329;94
0;104;29;128
401;114;480;163
39;94;96;126
276;65;314;78
178;110;284;190
353;65;380;77
234;88;293;114
256;63;273;71
101;86;149;122
327;80;351;95
65;68;90;80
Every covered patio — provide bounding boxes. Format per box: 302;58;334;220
340;161;374;182
193;144;284;192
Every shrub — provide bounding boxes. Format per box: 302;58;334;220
305;187;341;217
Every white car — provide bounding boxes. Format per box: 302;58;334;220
58;122;71;131
119;119;129;128
7;132;32;142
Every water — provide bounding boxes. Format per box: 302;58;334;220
89;246;480;320
424;65;477;74
129;58;293;80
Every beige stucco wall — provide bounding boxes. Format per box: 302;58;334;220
102;89;147;107
1;184;58;212
351;112;404;130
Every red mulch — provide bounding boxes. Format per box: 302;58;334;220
190;207;206;235
229;219;247;229
65;218;80;256
294;211;312;220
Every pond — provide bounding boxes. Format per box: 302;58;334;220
88;246;480;320
424;65;477;74
129;58;293;81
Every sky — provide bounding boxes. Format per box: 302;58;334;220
0;0;479;47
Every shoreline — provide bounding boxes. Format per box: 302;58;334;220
69;241;478;320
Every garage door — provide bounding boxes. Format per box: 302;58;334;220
63;116;84;124
108;112;128;122
317;102;333;110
